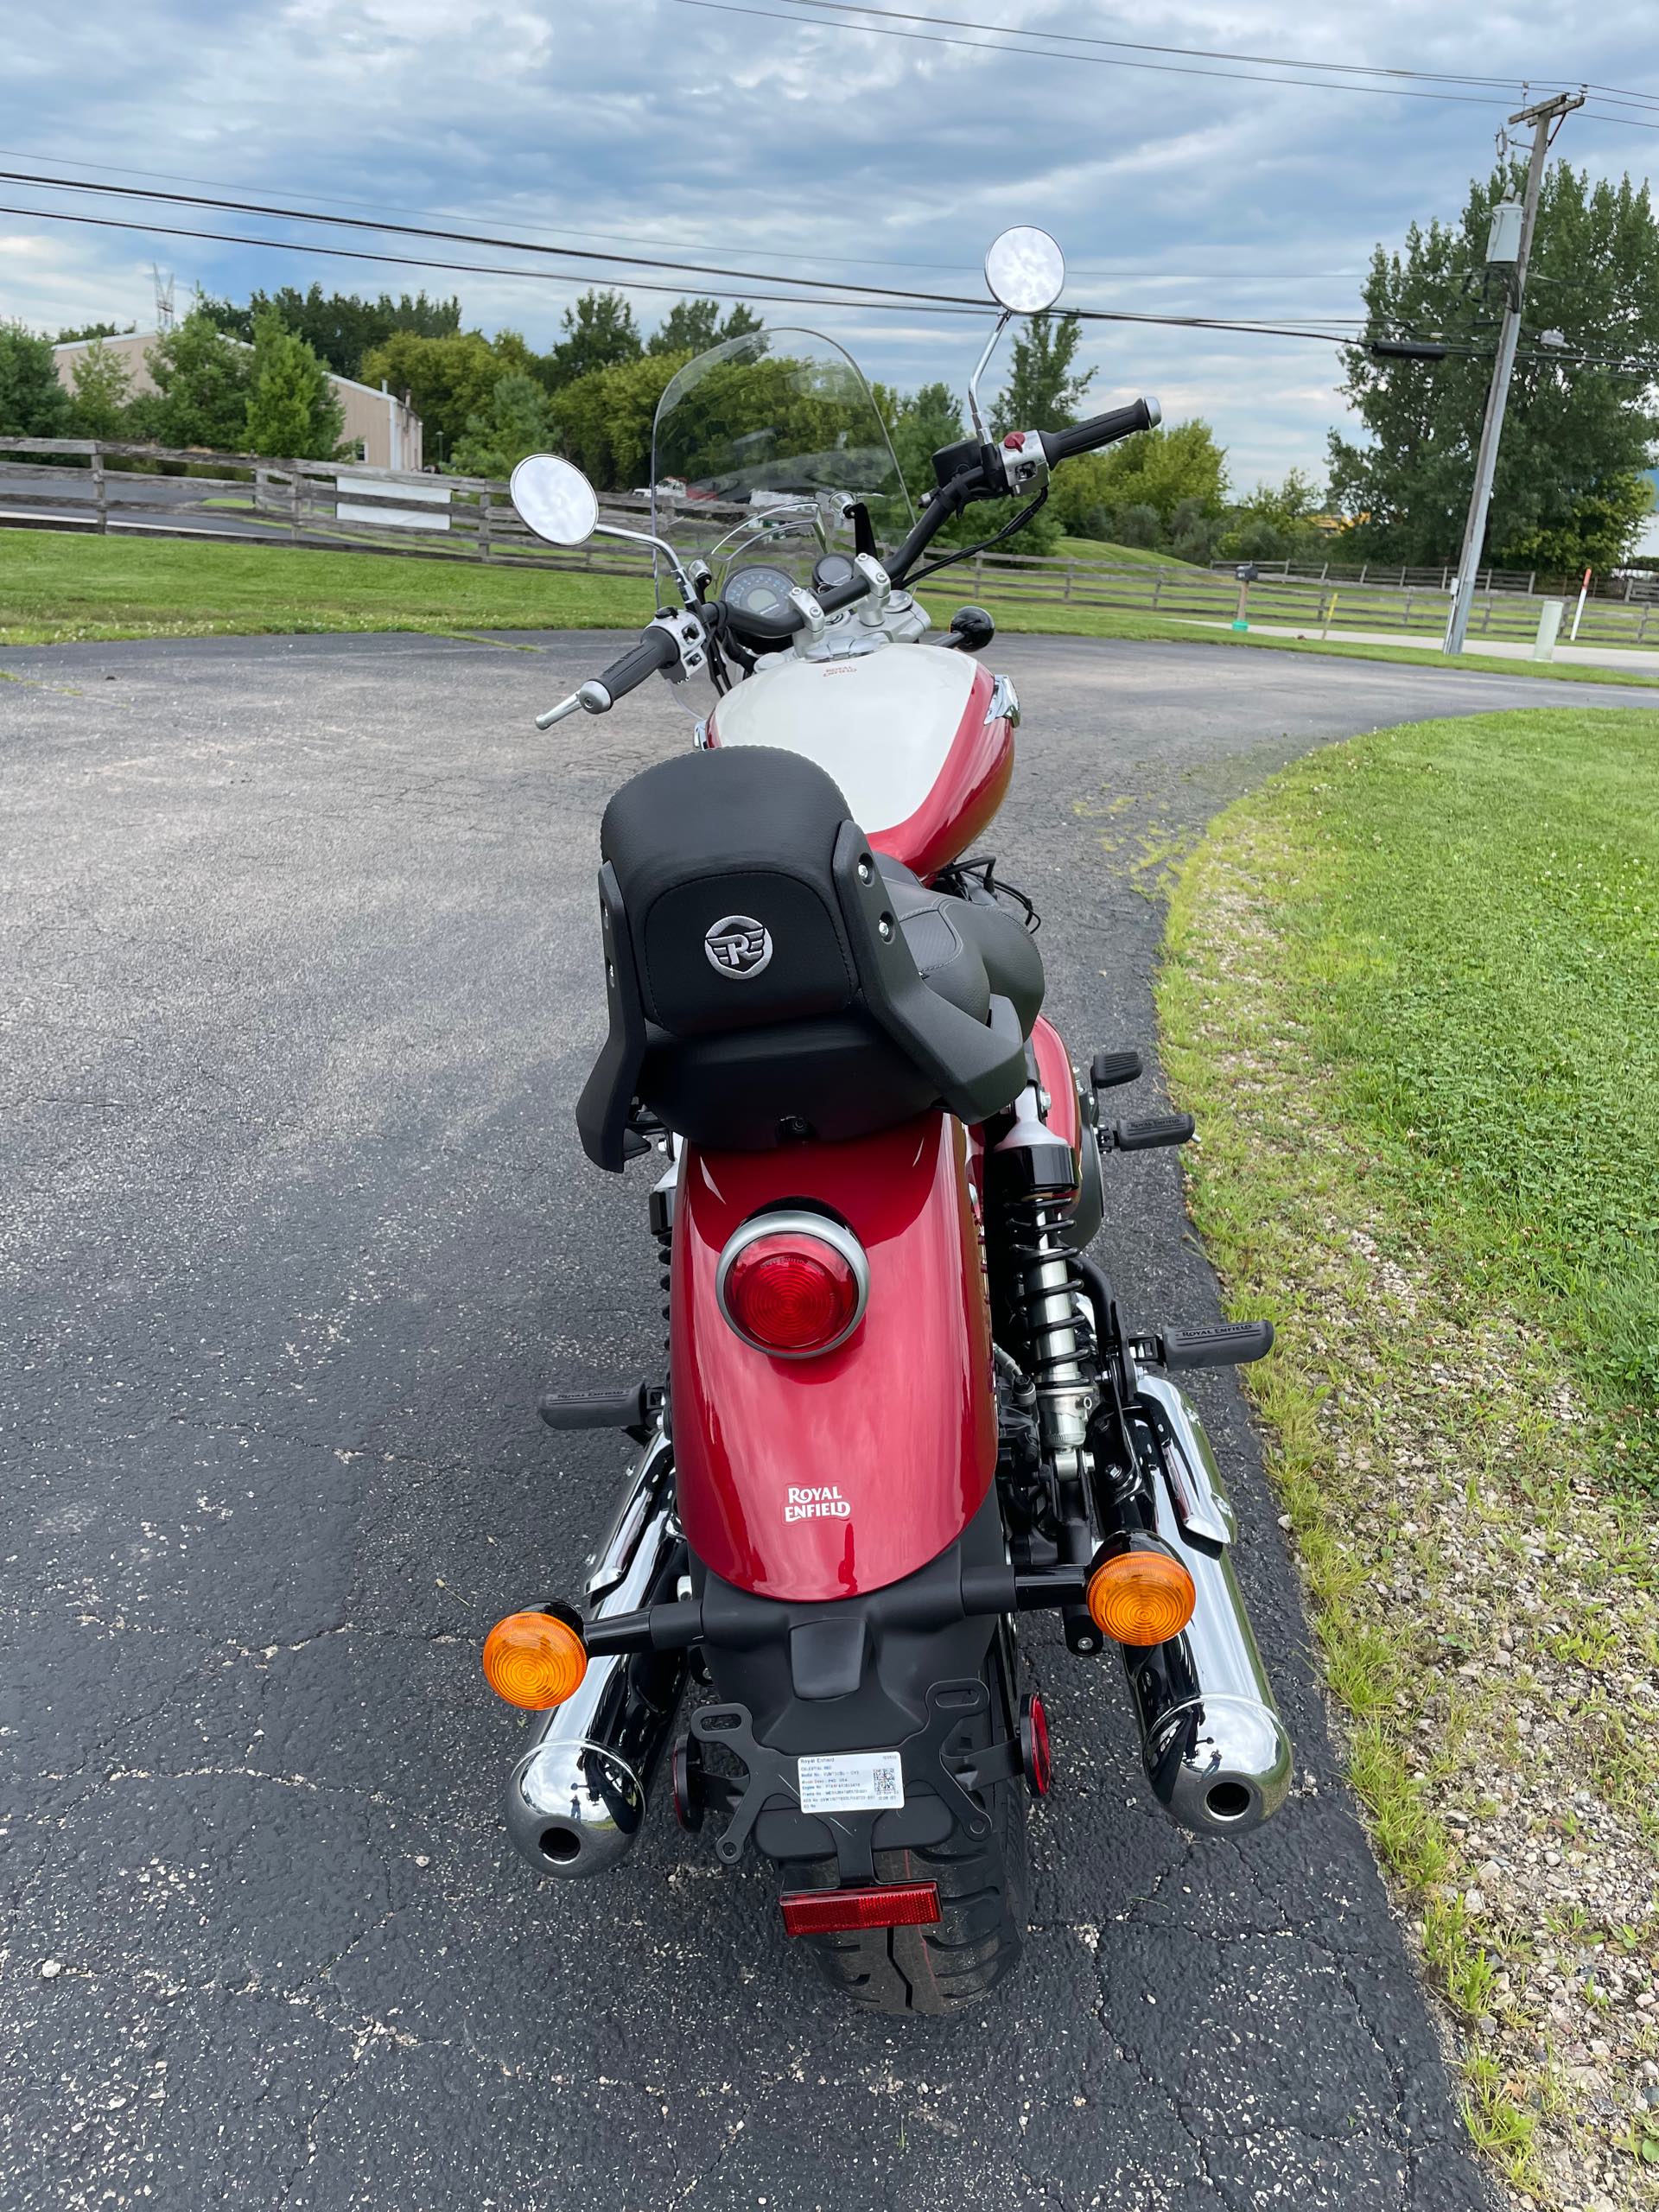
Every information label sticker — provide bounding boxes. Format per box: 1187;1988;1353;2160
797;1750;906;1815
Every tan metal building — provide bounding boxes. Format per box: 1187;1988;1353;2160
52;331;423;470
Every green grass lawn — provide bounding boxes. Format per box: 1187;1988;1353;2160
3;528;1658;691
1158;709;1659;2199
0;527;655;646
1049;533;1211;571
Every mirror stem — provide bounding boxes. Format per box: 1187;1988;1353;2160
967;309;1012;448
593;521;699;607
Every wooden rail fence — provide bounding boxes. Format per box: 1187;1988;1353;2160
3;438;1656;652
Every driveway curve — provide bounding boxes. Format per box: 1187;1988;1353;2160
10;630;1637;2209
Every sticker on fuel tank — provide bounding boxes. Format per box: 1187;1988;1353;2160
797;1751;906;1814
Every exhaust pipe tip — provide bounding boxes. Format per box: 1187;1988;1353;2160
1143;1694;1293;1837
505;1738;647;1878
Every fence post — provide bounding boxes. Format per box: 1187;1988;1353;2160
1403;588;1412;629
1358;563;1369;583
1151;571;1163;609
289;467;302;539
91;443;106;534
1064;562;1073;602
479;489;493;563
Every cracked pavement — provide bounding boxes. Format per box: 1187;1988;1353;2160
10;627;1641;2209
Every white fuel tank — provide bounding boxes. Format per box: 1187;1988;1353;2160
708;646;1009;878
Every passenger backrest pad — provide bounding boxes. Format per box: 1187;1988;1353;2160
599;746;858;1039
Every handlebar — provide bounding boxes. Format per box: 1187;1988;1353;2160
1036;394;1161;467
592;623;683;703
724;567;875;645
539;393;1160;713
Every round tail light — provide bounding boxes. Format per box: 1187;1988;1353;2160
716;1212;868;1357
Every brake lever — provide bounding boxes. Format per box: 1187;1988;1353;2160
535;681;613;731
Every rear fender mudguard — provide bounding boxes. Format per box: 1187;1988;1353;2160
671;1112;995;1602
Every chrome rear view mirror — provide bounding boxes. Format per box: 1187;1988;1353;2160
983;226;1065;315
511;454;600;547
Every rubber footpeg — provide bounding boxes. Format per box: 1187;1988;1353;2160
1142;1322;1274;1370
537;1378;655;1432
1112;1113;1195;1151
1090;1049;1143;1090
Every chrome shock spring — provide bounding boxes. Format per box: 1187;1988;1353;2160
1004;1193;1097;1477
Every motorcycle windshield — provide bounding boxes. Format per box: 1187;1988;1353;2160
650;327;913;586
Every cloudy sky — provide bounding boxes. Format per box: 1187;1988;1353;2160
3;1;1655;493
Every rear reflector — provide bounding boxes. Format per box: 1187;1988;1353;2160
779;1882;942;1937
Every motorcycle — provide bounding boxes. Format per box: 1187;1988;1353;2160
481;227;1291;2014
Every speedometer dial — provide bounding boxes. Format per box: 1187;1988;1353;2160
724;564;798;617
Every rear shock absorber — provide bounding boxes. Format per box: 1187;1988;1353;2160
989;1094;1102;1654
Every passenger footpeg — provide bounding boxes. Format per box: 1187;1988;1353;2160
538;1378;662;1435
1109;1113;1195;1152
1133;1322;1274;1371
1090;1049;1144;1090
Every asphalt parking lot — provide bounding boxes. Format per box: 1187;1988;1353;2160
11;628;1647;2209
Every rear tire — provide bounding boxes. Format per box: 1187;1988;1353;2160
789;1698;1029;2017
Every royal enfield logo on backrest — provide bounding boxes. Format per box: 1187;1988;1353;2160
704;913;773;980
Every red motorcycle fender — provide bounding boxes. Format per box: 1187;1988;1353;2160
671;1113;996;1601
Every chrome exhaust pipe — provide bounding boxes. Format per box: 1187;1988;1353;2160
504;1431;688;1878
1123;1376;1293;1837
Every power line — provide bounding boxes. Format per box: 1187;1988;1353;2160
2;168;1382;334
772;0;1659;119
0;200;979;319
663;0;1519;105
783;0;1540;92
0;148;1377;285
665;0;1659;132
0;168;991;309
3;197;1378;346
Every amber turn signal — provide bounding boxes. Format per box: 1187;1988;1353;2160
481;1608;588;1710
1086;1547;1196;1648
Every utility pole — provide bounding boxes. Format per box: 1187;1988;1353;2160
1443;89;1584;655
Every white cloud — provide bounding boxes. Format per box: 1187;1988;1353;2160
2;0;1652;486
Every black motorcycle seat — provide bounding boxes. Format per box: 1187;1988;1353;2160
876;855;1043;1033
576;744;1045;1164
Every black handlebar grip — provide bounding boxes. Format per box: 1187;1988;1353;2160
1039;397;1161;467
594;622;684;702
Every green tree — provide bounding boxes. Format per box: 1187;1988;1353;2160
1050;418;1229;537
451;371;555;479
1216;469;1328;563
649;299;721;357
201;286;461;379
541;289;643;390
547;350;688;490
358;330;504;458
243;308;345;458
67;338;134;438
990;313;1094;435
646;299;764;356
149;309;254;450
55;320;132;344
0;323;72;437
886;378;965;509
1330;160;1659;573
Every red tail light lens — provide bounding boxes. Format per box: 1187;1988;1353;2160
779;1882;941;1937
717;1216;868;1357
